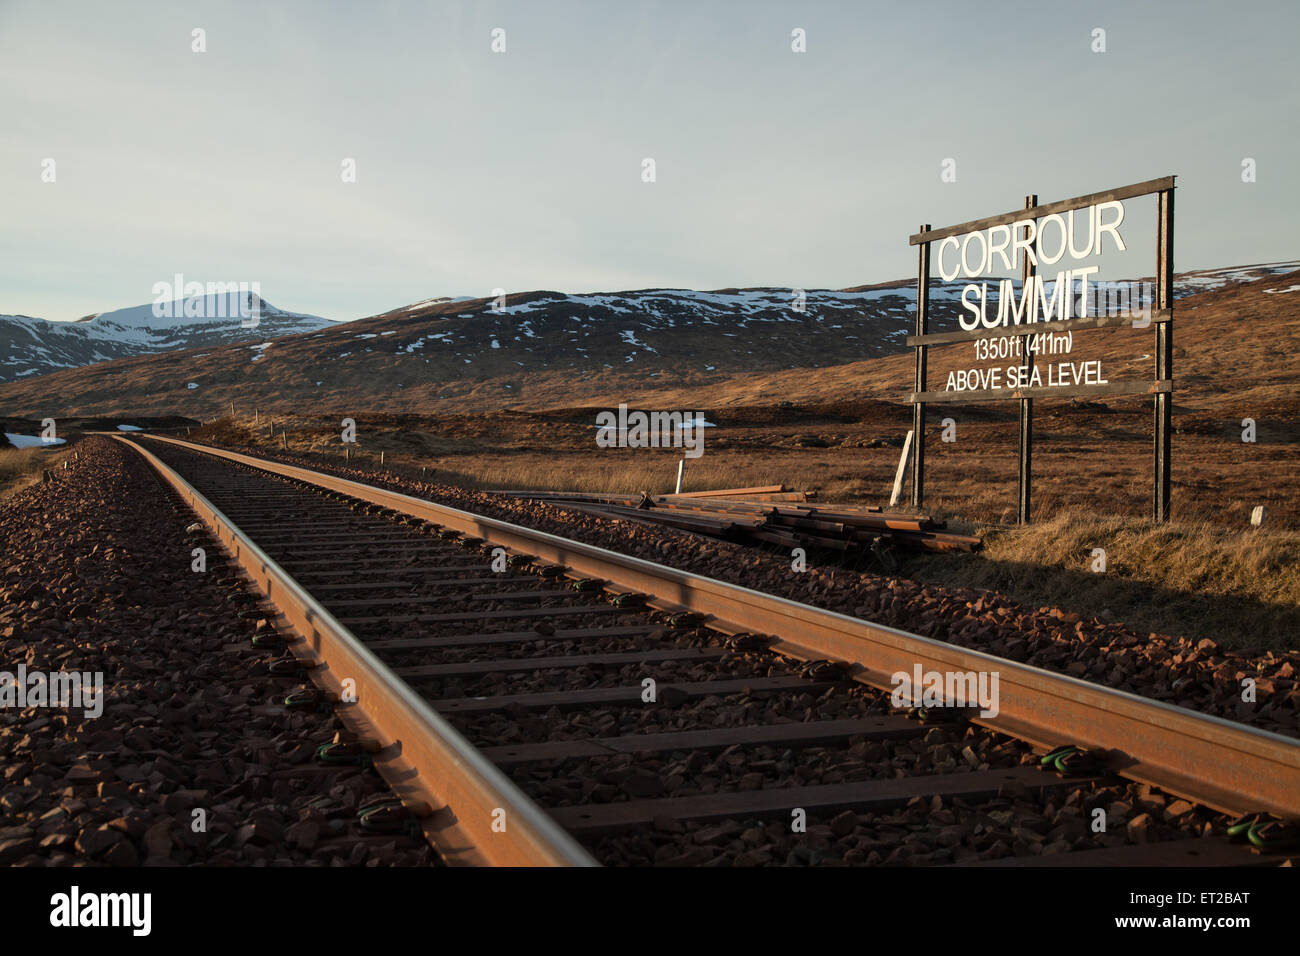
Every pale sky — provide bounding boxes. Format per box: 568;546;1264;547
2;0;1296;321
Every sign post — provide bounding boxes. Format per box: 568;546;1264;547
1155;188;1175;523
910;227;930;511
1017;194;1037;524
905;176;1176;523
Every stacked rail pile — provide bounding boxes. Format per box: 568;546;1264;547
490;485;981;559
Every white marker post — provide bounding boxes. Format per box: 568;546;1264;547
890;430;915;508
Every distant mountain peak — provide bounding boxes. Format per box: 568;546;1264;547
0;293;337;383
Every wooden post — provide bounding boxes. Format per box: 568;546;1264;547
230;401;235;417
255;409;260;425
281;429;288;450
675;459;685;494
1154;184;1175;523
890;430;914;507
380;450;385;466
346;445;351;461
1017;195;1038;524
911;224;931;510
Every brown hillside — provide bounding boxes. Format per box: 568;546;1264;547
0;269;1295;425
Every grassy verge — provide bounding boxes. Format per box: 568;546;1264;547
413;455;788;496
907;508;1300;651
0;446;70;498
191;416;799;496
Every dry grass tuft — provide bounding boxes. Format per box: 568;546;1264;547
0;446;69;498
910;507;1300;649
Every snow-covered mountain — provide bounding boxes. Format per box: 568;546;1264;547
358;261;1299;372
1;261;1293;398
0;292;337;383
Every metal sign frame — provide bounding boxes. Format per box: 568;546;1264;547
906;176;1176;524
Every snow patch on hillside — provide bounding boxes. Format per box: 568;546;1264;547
404;296;474;312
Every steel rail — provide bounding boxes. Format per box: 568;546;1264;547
118;435;599;868
134;435;1300;819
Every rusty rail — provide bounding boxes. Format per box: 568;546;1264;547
497;490;981;554
119;435;598;867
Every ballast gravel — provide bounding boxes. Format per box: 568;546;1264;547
0;437;436;867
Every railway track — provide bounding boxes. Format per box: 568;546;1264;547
118;434;1300;867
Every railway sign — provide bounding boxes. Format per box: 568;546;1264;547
905;176;1176;523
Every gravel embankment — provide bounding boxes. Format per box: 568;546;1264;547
0;437;436;866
